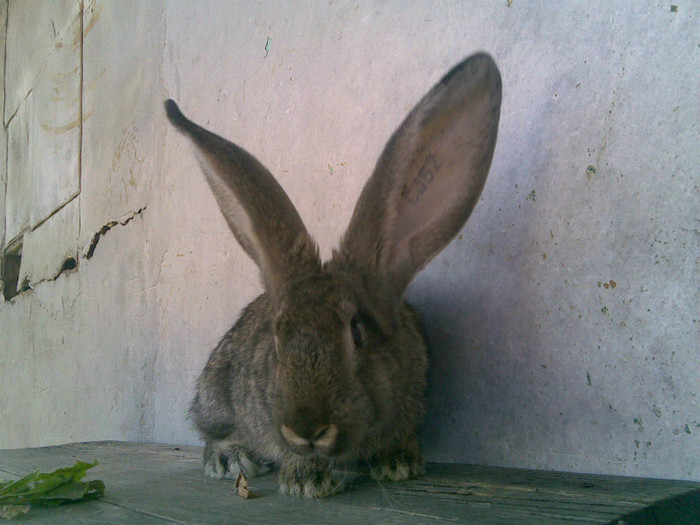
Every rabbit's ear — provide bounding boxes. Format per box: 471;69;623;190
340;53;501;295
166;100;319;295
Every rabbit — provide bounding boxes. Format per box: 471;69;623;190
164;51;501;498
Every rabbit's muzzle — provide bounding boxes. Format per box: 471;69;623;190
280;422;339;456
276;402;351;458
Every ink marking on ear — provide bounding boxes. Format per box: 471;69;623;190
401;153;443;204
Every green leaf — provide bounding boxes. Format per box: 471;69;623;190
40;480;106;507
0;471;41;499
0;461;105;511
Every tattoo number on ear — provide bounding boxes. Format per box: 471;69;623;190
401;153;443;204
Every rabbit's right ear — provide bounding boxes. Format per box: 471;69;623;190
340;53;502;296
165;100;319;296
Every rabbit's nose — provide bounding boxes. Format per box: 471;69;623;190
281;423;338;453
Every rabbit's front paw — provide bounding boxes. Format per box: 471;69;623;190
372;441;424;481
278;458;337;498
203;440;270;480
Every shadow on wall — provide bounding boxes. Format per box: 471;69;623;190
410;238;558;465
410;262;535;463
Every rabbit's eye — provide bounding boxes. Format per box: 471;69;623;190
350;316;363;347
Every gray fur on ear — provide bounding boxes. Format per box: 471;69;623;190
165;99;320;297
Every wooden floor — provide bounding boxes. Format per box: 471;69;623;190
0;442;698;524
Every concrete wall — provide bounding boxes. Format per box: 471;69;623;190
1;1;697;481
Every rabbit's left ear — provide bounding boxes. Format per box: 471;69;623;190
341;53;502;295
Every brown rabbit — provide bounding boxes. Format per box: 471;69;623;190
165;52;501;498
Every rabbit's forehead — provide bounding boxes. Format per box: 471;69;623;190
278;274;360;316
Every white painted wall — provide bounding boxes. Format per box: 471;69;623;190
1;1;698;481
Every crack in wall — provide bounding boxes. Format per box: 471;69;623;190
16;255;78;293
85;206;147;259
2;206;147;300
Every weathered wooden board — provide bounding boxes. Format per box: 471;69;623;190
0;442;697;524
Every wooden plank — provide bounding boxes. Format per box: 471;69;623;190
0;442;697;524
